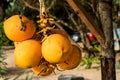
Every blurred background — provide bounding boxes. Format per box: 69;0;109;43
0;0;120;80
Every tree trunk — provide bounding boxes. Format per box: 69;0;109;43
98;0;116;80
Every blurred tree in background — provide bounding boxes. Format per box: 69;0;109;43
0;1;119;79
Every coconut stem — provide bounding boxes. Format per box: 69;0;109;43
19;14;26;31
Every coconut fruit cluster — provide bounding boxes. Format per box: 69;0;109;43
3;15;82;76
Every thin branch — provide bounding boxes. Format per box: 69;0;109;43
50;20;65;31
64;4;78;26
49;14;74;30
22;0;39;11
46;0;56;12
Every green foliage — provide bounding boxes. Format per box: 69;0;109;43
2;70;34;80
80;56;100;69
0;22;11;46
5;0;24;18
91;40;101;52
116;61;120;69
114;0;120;5
12;70;34;80
0;47;7;77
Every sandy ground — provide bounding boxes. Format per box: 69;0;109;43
0;46;120;80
